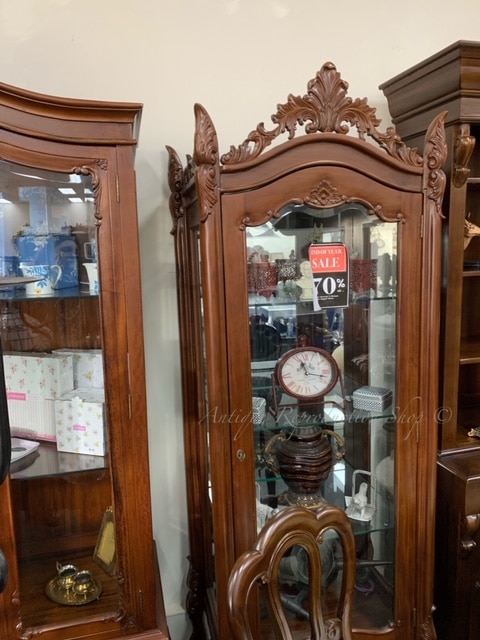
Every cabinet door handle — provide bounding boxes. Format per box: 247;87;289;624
460;514;480;557
0;342;11;485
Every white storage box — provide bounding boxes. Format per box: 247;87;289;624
4;352;74;441
3;352;74;399
54;388;106;456
352;386;393;411
7;397;56;441
53;349;104;389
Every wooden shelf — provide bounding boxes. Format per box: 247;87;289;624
10;441;108;480
459;338;480;363
18;551;119;631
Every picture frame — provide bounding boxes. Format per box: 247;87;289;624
93;507;116;575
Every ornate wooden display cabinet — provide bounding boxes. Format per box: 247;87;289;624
0;84;169;639
381;41;480;640
167;63;446;639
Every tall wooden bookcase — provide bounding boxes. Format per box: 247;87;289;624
381;40;480;640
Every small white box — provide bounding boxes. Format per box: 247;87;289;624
55;388;106;456
3;352;74;399
8;398;56;441
53;349;104;389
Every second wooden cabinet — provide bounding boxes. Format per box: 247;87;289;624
0;83;169;640
168;62;446;639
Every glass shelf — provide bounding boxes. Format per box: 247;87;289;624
0;286;97;301
10;440;107;479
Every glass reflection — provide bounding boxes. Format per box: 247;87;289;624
248;202;397;629
0;159;117;632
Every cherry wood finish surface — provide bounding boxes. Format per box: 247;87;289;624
168;63;446;640
0;84;169;640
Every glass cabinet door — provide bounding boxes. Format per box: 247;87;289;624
0;159;117;631
245;202;396;630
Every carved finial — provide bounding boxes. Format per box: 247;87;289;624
193;103;219;221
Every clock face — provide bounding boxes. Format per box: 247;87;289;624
275;347;338;399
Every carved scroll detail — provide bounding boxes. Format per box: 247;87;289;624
243;180;405;229
221;62;422;166
420;610;437;640
423;111;448;217
193;103;219;222
304;180;348;208
185;558;204;632
72;163;103;225
166;145;185;233
453;125;475;188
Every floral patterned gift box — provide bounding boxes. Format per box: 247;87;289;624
3;352;74;398
3;352;74;441
53;349;104;389
54;388;106;456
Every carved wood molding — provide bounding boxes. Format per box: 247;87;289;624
72;162;104;225
185;558;204;627
241;179;405;229
166;145;185;233
219;62;422;167
304;179;404;224
193;104;219;222
453;125;475;188
422;111;447;217
420;610;437;640
304;179;348;208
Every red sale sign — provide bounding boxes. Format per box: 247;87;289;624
308;243;349;310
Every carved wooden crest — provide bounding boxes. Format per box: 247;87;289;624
220;62;422;166
167;62;447;225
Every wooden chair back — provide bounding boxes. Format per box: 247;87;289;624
227;503;356;639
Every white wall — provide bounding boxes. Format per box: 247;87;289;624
1;1;480;637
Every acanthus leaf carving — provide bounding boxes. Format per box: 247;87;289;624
304;179;348;208
251;180;405;228
423;111;447;217
193;103;219;222
453;124;475;188
221;62;422;167
166;144;185;234
71;162;103;225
